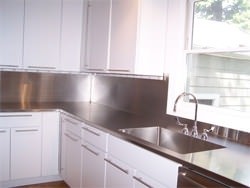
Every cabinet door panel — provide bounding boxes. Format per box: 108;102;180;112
105;155;134;188
0;128;10;181
0;0;24;68
84;0;110;70
60;0;84;71
42;112;60;176
109;0;138;72
64;131;81;188
134;171;167;188
81;143;105;188
23;0;61;70
82;124;108;152
11;127;41;179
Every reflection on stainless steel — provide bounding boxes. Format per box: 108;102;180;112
173;92;199;137
119;126;225;154
91;74;168;116
0;71;90;103
1;71;249;145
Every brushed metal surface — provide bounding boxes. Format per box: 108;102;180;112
91;74;168;116
119;126;225;154
0;71;90;103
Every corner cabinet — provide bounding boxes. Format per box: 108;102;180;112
0;111;60;188
84;0;168;76
0;112;42;181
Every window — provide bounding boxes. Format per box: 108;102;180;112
186;0;250;112
167;0;250;132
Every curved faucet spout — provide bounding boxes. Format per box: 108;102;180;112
173;92;198;137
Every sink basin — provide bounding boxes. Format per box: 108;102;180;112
119;126;225;154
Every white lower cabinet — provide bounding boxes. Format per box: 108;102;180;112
61;115;180;188
105;154;134;188
61;114;82;188
0;112;60;187
11;127;42;180
81;123;108;188
0;128;10;182
108;135;181;188
42;112;60;176
133;171;166;188
81;142;106;188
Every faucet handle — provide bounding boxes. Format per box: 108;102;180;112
175;117;187;127
201;126;215;140
175;117;189;135
191;127;198;137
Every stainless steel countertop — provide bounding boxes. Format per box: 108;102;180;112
1;102;250;187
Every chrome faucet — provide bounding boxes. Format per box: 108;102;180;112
173;92;198;137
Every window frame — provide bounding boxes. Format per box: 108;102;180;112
166;0;250;133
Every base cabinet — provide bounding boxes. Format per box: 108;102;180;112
0;128;10;182
133;171;167;188
42;112;60;176
11;127;42;180
105;155;134;188
81;143;106;188
81;123;108;188
61;114;82;188
108;135;180;188
0;112;60;188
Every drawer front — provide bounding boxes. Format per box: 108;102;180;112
82;124;108;152
0;112;41;128
108;135;180;187
61;114;82;137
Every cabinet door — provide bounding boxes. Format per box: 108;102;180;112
0;128;10;181
105;155;134;188
42;112;60;176
64;131;81;188
11;127;42;180
23;0;61;70
60;0;84;72
109;0;138;73
133;171;166;188
84;0;110;71
81;143;105;188
0;0;24;68
135;0;168;76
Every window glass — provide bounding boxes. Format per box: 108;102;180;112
186;0;250;113
192;0;250;49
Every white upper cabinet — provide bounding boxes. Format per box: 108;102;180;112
84;0;168;76
60;0;85;72
23;0;61;70
109;0;138;73
0;0;24;68
84;0;111;71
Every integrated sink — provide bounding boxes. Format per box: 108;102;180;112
119;126;225;154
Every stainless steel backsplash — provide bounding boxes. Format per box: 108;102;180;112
0;71;168;116
0;71;91;102
1;71;249;144
91;74;168;116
